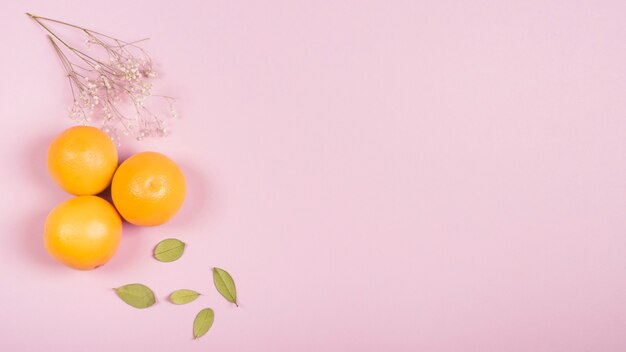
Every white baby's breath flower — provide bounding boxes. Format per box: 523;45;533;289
27;13;178;144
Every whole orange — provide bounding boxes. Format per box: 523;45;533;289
111;151;186;226
47;126;118;195
44;196;122;270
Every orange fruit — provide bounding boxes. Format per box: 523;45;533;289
111;151;186;226
44;196;122;270
47;126;118;195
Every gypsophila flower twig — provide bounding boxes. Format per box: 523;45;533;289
27;13;178;143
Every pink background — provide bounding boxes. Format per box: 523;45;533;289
2;0;626;350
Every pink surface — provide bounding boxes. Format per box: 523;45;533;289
1;0;626;350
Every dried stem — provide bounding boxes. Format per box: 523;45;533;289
27;13;178;143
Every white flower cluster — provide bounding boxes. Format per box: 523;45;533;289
30;14;178;144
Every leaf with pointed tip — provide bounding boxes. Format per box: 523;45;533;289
193;308;215;339
212;267;238;306
114;283;156;309
153;238;186;262
169;289;201;305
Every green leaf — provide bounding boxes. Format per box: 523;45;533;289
153;238;186;262
193;308;215;339
169;289;201;305
114;283;156;309
212;267;238;306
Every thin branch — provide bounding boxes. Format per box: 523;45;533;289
28;12;176;141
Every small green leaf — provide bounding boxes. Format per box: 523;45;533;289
153;238;186;262
193;308;215;339
169;289;201;305
114;283;156;309
212;267;238;306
